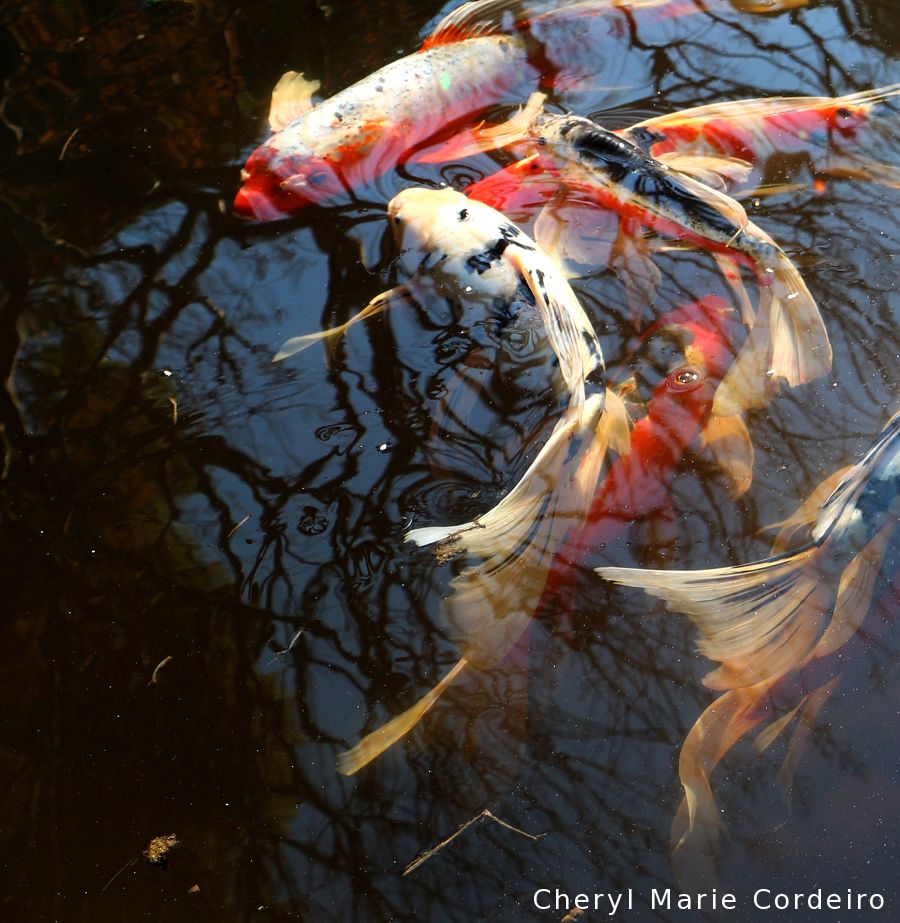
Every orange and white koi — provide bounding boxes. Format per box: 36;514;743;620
622;83;900;193
234;0;811;219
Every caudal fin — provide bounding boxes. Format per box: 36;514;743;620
409;389;629;667
597;544;834;690
713;236;831;415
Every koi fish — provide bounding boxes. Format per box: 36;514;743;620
337;294;747;775
335;187;631;775
538;295;752;620
597;412;899;853
465;112;832;416
622;83;900;193
234;0;810;219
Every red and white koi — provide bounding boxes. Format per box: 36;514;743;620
622;83;900;193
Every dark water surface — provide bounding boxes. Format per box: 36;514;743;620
0;1;898;920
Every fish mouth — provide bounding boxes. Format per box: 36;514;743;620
233;180;294;221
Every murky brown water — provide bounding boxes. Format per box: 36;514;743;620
0;1;897;920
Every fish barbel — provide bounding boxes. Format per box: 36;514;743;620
466;112;832;415
234;0;812;219
336;187;631;775
597;412;899;853
623;83;900;192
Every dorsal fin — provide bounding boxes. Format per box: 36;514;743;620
268;71;321;132
422;0;530;47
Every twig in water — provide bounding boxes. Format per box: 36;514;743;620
59;128;79;161
267;628;305;664
148;656;173;686
403;809;544;876
226;514;251;539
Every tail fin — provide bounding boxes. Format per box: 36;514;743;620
337;657;469;775
597;545;835;690
713;235;831;415
409;389;629;667
671;679;776;855
339;391;627;773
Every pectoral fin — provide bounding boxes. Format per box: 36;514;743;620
610;218;661;325
699;412;755;498
273;286;409;361
337;657;469;775
656;152;753;192
412;93;546;163
269;71;321;132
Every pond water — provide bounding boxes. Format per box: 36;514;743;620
0;1;897;920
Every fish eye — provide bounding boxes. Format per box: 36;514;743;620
308;170;329;186
666;365;705;392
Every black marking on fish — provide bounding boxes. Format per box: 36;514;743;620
458;208;469;221
556;117;743;241
564;430;586;464
418;250;448;273
626;126;666;154
464;237;510;274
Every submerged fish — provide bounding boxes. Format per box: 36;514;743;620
538;295;752;618
622;83;900;193
234;0;810;219
466;112;832;416
337;294;746;775
336;187;631;775
597;412;899;853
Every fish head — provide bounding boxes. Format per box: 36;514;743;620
625;296;738;410
826;103;870;146
387;187;508;277
234;141;345;219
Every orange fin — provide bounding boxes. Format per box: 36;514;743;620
336;658;469;775
268;71;321;132
712;253;755;326
700;412;755;498
776;676;841;793
423;0;528;46
671;680;774;855
815;522;895;657
766;465;854;552
413;92;545;164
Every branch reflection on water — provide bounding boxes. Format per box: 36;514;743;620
0;0;897;919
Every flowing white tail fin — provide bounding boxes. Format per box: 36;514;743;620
714;231;831;415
